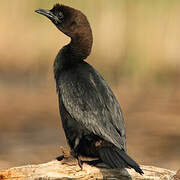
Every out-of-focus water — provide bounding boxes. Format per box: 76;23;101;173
0;0;180;171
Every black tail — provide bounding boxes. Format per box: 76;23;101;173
99;147;144;175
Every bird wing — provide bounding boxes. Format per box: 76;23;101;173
58;63;126;150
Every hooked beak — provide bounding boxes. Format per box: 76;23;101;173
35;9;61;24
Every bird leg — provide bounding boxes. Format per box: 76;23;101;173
77;156;83;170
70;150;83;169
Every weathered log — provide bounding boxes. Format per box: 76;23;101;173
0;160;178;180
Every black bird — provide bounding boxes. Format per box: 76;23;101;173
35;4;144;175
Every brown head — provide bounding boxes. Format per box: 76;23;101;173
35;4;93;59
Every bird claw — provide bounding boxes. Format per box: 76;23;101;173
77;156;83;169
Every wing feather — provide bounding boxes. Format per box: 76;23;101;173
58;62;126;150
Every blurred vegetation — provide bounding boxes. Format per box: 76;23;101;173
0;0;180;170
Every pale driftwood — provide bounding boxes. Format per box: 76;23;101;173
0;160;178;180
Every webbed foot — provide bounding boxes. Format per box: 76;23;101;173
56;155;64;161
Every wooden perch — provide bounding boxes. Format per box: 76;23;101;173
0;160;178;180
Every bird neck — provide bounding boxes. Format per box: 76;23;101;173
69;33;93;60
53;30;93;83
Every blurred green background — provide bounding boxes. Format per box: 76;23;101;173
0;0;180;170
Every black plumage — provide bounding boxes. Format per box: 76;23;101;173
35;4;144;175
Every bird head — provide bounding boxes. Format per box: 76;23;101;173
35;4;92;40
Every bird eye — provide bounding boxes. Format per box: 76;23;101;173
58;12;64;19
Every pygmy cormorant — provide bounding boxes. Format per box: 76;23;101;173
35;4;144;175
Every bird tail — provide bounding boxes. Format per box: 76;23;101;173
99;147;144;175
